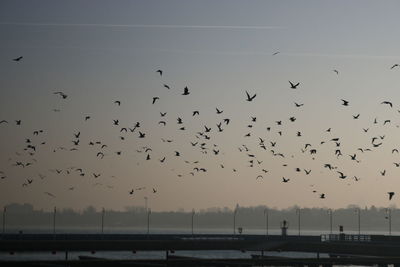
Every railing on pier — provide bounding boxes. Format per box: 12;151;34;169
321;234;371;242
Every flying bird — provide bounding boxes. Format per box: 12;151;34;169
388;192;395;200
341;99;349;106
156;69;163;76
289;81;300;89
152;97;159;104
381;101;393;108
245;91;256;102
54;92;67;99
44;192;55;198
182;86;190;95
294;102;304;107
13;56;23;62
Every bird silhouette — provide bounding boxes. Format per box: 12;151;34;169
44;192;55;198
182;87;190;95
294;102;304;107
282;177;290;183
381;101;393;108
289;81;300;89
341;99;349;106
152;97;159;104
13;56;23;62
388;192;395;200
245;91;256;101
156;69;163;76
54;92;67;99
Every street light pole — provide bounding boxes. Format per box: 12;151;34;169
2;207;6;236
356;208;361;235
233;207;238;235
264;208;269;236
296;208;301;236
191;209;195;235
144;197;148;212
328;209;333;234
147;208;151;235
386;208;392;236
53;207;56;238
101;208;105;235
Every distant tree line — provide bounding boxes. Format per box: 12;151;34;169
2;203;399;234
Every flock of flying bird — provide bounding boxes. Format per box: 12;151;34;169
2;56;400;206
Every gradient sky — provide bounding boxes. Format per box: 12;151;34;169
2;0;400;212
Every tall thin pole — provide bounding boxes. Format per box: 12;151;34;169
101;208;105;235
2;207;6;236
147;208;151;235
328;209;333;234
53;207;56;238
264;208;269;236
144;197;148;212
297;208;301;236
386;208;392;236
233;207;238;235
191;209;195;235
356;208;360;235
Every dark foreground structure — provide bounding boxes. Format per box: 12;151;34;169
2;233;400;266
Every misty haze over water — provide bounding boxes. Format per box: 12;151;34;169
3;203;398;234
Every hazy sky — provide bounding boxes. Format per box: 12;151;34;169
2;0;400;212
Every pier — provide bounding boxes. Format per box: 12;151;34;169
2;233;400;266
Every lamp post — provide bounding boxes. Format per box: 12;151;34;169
328;209;333;234
355;208;361;235
386;208;392;236
101;208;105;235
296;208;301;236
264;208;269;236
2;207;6;236
147;208;151;235
144;197;148;212
233;207;238;235
53;207;56;238
191;209;195;235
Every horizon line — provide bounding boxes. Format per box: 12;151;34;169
0;22;286;30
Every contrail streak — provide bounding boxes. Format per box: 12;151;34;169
0;22;285;30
